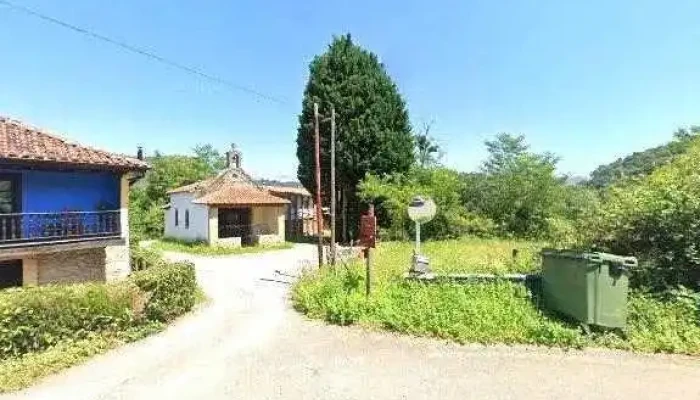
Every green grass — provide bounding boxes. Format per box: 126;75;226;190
292;238;700;355
0;323;164;393
152;238;293;256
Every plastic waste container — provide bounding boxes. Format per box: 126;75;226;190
541;250;636;329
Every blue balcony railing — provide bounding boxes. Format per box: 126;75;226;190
0;211;121;246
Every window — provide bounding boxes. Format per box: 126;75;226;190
174;208;179;227
185;210;190;229
0;174;21;214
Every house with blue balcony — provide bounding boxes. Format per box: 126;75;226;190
0;116;148;289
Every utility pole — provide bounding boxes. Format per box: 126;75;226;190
330;107;337;266
314;102;324;267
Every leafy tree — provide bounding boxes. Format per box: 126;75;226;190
144;152;214;204
193;144;226;172
296;34;415;241
463;133;564;237
359;167;495;240
415;122;442;168
588;126;700;188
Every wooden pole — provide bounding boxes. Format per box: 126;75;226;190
365;204;374;296
314;102;324;267
330;107;337;266
342;188;347;243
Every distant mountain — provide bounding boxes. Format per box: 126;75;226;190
588;126;700;188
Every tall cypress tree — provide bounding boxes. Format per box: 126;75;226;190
296;34;414;241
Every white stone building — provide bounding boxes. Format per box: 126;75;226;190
164;145;289;246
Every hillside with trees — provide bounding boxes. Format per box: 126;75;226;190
588;126;700;188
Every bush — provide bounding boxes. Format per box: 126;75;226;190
360;167;495;240
0;250;198;359
0;283;141;358
589;139;700;290
130;244;166;271
129;262;197;322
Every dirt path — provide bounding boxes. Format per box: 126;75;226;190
4;244;700;400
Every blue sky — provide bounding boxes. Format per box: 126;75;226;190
1;0;699;180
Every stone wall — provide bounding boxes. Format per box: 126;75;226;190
36;248;106;285
105;244;130;281
25;243;131;285
213;237;242;248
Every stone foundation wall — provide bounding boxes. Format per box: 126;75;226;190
37;248;106;285
256;234;283;245
29;244;131;285
105;244;131;281
213;237;242;248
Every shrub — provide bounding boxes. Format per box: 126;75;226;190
0;249;198;359
130;245;166;271
589;139;700;290
129;262;197;322
360;167;495;240
0;283;141;358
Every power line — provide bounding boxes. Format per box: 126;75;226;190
0;0;287;105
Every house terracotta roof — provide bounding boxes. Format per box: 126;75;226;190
194;184;290;206
265;185;311;197
169;168;289;206
166;178;214;194
0;116;149;171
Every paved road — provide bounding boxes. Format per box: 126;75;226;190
5;244;700;400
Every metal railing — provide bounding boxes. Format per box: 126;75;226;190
0;210;121;245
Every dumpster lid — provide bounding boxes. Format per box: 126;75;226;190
542;249;637;266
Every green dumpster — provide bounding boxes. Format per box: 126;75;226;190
541;250;636;329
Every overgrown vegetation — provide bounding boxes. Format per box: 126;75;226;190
587;139;700;290
293;240;700;354
151;238;293;256
361;133;596;243
0;251;199;392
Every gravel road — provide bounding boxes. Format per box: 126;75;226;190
4;244;700;400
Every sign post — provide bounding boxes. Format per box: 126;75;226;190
407;196;437;275
359;204;377;296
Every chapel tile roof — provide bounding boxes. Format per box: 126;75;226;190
168;168;289;206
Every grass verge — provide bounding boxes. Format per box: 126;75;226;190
292;238;700;355
152;238;293;256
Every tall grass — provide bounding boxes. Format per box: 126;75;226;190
293;238;700;354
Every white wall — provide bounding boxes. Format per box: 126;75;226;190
164;193;210;242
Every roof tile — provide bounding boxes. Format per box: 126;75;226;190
0;116;149;170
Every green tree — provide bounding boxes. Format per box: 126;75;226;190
144;152;212;204
463;134;564;237
193;144;226;172
415;122;442;168
359;167;495;240
296;34;415;241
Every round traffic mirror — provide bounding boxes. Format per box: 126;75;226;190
407;196;436;224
